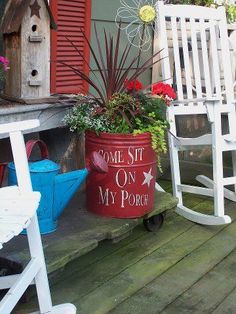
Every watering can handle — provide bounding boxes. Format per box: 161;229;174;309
0;162;7;187
86;151;108;173
26;140;49;160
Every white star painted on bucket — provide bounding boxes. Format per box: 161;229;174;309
142;168;154;187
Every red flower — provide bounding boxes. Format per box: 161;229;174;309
124;79;143;92
0;56;9;71
152;82;176;100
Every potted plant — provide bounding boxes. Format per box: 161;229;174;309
64;26;176;218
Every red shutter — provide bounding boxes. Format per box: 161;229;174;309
50;0;91;94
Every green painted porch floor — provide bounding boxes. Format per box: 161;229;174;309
13;179;236;313
1;189;177;277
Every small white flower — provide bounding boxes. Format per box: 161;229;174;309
115;0;157;51
214;0;224;5
225;0;236;5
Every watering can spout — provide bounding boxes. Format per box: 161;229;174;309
54;152;108;220
53;168;88;220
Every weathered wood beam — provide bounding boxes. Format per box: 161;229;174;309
0;102;74;139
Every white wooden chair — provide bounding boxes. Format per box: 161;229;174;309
154;1;236;225
0;120;76;313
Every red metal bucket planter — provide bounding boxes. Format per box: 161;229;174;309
85;131;157;218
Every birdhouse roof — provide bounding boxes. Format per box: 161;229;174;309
0;0;57;34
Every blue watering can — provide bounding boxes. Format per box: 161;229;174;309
8;140;108;234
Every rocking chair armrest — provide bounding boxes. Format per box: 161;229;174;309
171;97;231;123
172;98;204;105
172;97;236;107
204;97;236;108
172;97;222;105
203;99;233;123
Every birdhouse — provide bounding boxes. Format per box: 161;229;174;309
0;0;57;104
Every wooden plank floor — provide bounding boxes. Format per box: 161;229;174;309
14;180;236;314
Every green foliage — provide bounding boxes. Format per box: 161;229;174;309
64;96;109;133
0;56;9;83
136;93;168;124
64;92;170;171
169;0;213;5
226;4;236;23
132;94;169;170
105;93;141;133
168;0;236;23
0;63;6;82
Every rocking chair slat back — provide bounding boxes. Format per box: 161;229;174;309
171;17;184;100
155;2;234;117
200;20;212;98
219;19;235;103
180;17;193;100
189;18;202;99
157;4;226;20
209;23;221;97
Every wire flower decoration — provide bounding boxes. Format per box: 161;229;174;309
115;0;157;51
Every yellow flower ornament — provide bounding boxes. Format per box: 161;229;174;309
139;5;156;23
116;0;157;51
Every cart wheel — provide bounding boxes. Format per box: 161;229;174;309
143;213;164;232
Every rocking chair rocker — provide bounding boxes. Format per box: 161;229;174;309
155;1;236;225
0;120;76;313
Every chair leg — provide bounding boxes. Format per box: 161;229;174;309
27;216;77;314
211;108;228;218
174;105;231;225
169;134;183;205
175;147;231;225
212;149;225;217
232;150;236;193
26;215;53;313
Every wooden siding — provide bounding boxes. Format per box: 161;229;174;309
90;0;153;91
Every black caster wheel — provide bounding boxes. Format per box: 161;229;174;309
143;213;164;232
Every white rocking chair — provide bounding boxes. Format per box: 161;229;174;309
155;1;236;225
0;120;76;313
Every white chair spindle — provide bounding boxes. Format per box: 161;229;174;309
180;17;193;100
200;19;212;97
156;1;172;85
209;22;221;97
171;16;184;101
190;18;203;99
